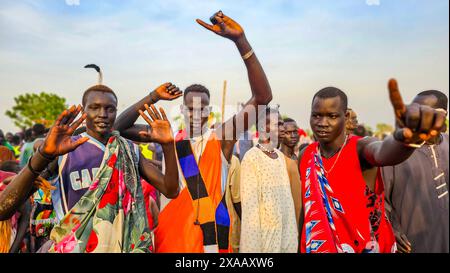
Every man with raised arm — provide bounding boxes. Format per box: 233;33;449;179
298;80;447;253
114;11;272;253
0;78;180;253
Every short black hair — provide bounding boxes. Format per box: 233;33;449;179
184;84;211;100
32;123;46;136
25;128;33;139
312;87;348;111
283;117;297;124
82;85;118;106
11;135;21;145
416;90;448;110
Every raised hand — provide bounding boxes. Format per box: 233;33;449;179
196;11;245;42
388;79;447;144
138;104;174;145
40;105;89;158
152;83;183;101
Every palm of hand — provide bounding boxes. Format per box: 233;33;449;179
149;120;174;144
42;126;76;156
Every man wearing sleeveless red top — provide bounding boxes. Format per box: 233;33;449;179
298;80;447;253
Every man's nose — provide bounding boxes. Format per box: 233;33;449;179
317;117;328;127
99;108;108;117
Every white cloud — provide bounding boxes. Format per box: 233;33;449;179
65;0;80;6
366;0;380;6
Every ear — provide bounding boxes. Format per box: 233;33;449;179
345;109;350;120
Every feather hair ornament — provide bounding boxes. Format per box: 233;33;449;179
84;64;103;85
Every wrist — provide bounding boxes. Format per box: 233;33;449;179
234;35;248;48
149;90;160;103
161;140;175;149
38;146;56;161
28;151;53;176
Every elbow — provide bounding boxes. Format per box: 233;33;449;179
254;89;273;106
164;187;180;199
256;94;272;106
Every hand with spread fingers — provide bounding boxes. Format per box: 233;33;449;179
40;105;89;158
152;82;183;101
389;79;447;145
138;104;174;145
196;10;245;42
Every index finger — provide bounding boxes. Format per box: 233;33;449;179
196;19;215;32
159;107;169;121
139;110;153;125
388;79;406;119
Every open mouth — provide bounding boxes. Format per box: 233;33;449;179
316;131;331;137
95;122;110;129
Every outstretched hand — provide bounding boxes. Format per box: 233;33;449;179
138;104;174;145
388;79;447;144
152;83;183;101
40;105;89;158
196;11;245;42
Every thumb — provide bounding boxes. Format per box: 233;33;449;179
394;128;413;142
69;137;89;152
138;131;152;138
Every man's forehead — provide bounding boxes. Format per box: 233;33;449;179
284;121;298;129
184;92;210;106
312;96;344;112
85;91;117;106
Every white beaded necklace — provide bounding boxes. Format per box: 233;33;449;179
257;143;276;154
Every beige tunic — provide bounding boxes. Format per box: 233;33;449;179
240;147;298;253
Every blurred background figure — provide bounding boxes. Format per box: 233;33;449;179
346;108;358;135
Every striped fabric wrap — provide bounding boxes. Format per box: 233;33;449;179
176;139;230;253
303;150;343;253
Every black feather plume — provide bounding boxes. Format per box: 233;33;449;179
84;64;103;85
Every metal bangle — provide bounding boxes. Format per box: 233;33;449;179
242;49;254;60
27;156;43;176
404;141;426;149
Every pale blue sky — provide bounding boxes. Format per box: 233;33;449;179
0;0;448;132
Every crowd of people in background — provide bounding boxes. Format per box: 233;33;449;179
0;11;448;254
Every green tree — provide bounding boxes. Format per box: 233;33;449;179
374;123;394;139
5;92;67;129
173;114;185;131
